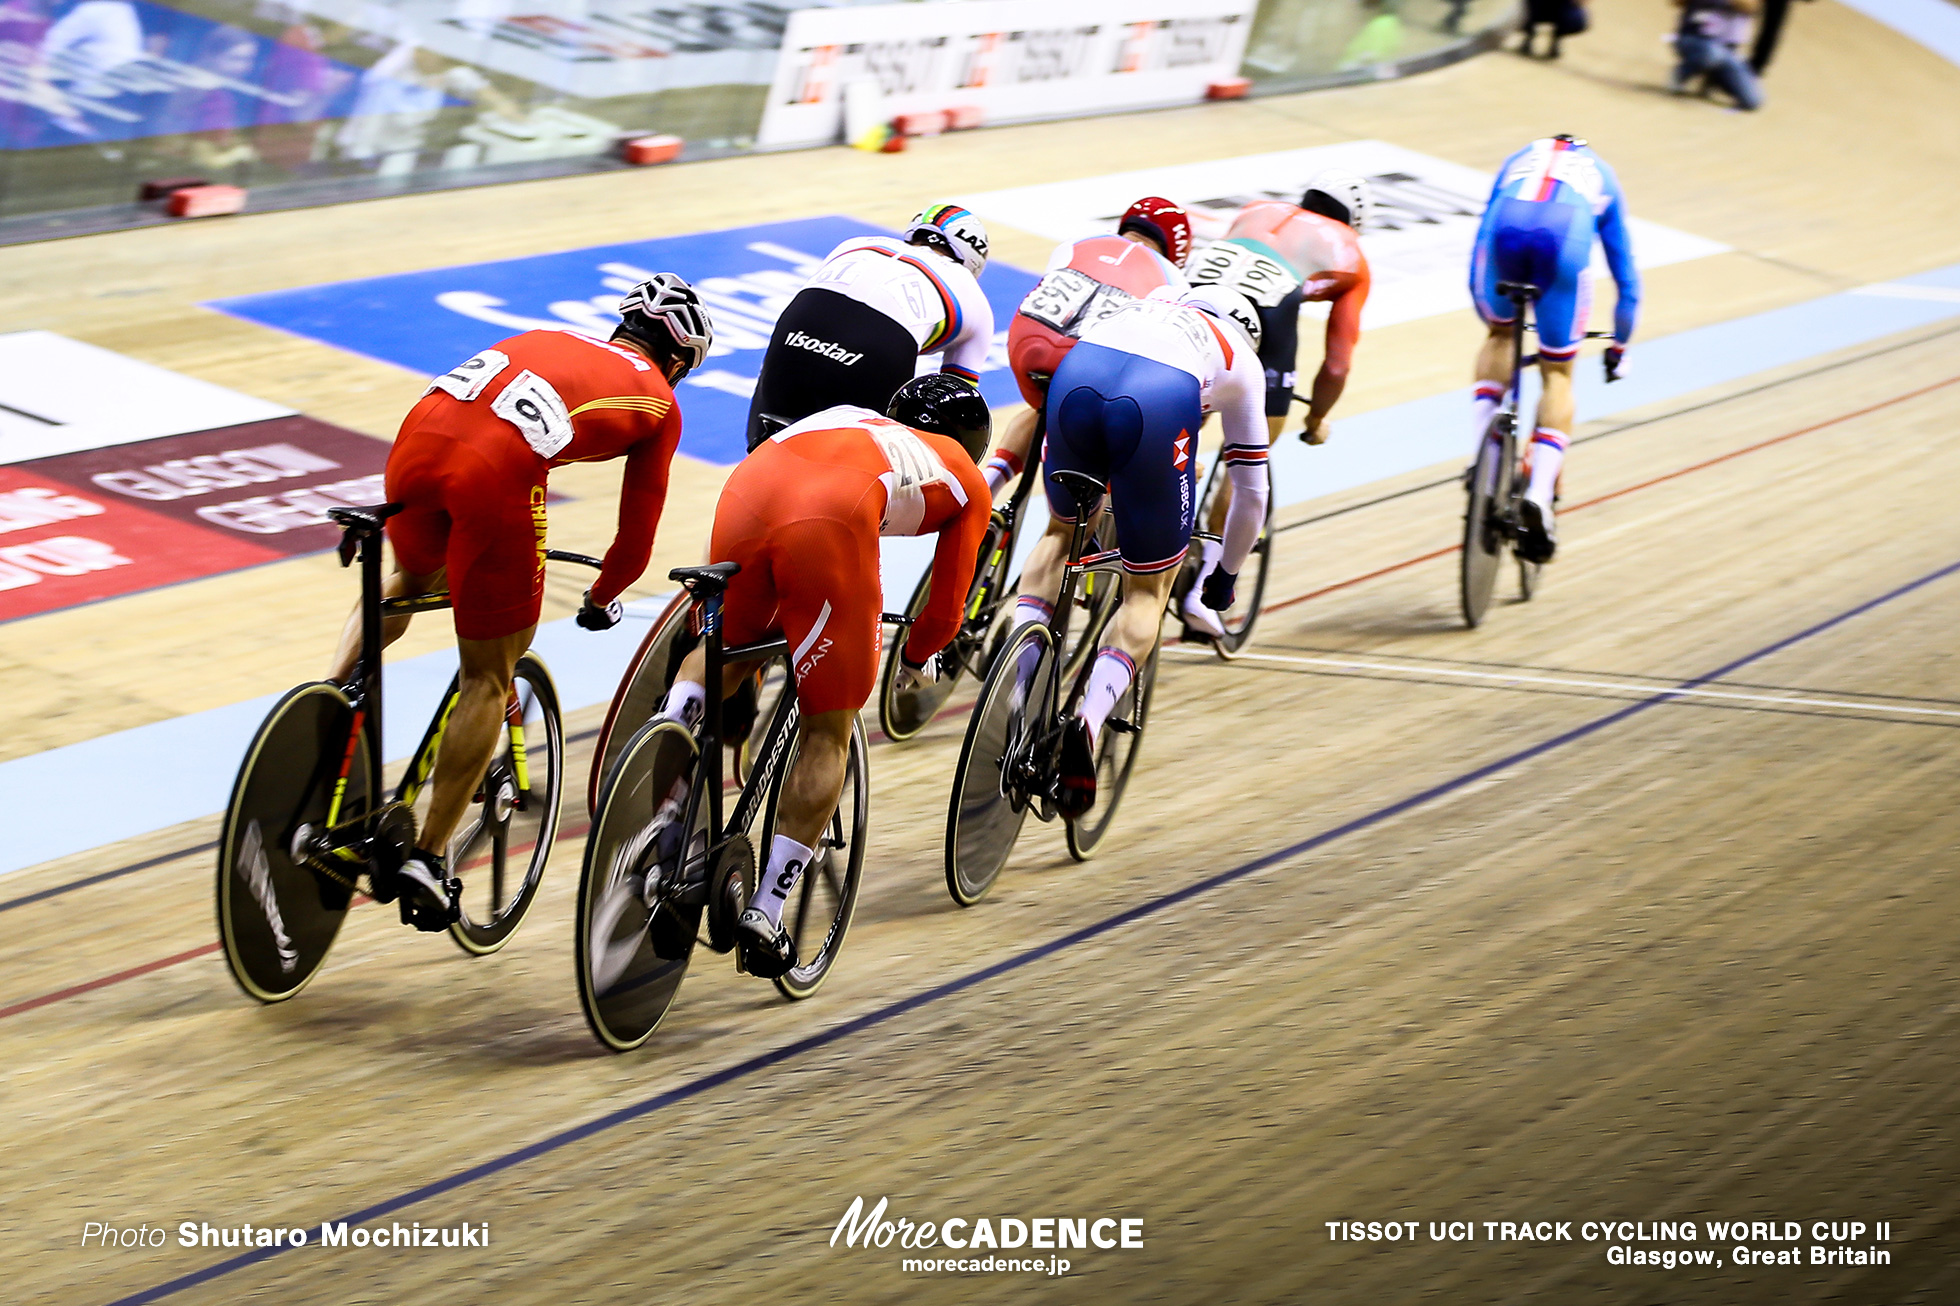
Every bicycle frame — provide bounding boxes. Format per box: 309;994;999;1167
679;581;796;888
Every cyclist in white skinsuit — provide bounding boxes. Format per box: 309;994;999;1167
745;203;995;451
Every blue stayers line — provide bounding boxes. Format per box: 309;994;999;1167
104;554;1960;1306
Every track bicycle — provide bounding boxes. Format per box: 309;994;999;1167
944;469;1181;904
875;411;1119;743
1460;280;1612;628
216;504;596;1003
574;562;871;1052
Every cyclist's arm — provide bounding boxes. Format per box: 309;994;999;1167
1307;264;1369;432
938;277;996;384
904;455;992;662
590;410;680;606
1597;172;1641;344
1216;351;1271;576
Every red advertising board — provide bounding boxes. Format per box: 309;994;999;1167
0;416;394;621
0;465;287;621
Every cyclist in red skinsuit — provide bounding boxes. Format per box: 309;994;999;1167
326;275;714;931
980;197;1192;497
658;378;992;976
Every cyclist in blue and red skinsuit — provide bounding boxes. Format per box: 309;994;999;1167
1468;133;1639;562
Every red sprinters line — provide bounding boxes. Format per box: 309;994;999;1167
1264;373;1960;616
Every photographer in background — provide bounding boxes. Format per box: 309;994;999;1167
1671;0;1764;111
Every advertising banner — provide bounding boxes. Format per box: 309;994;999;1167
0;333;390;621
957;140;1730;330
210;215;1040;467
757;0;1255;150
0;0;366;150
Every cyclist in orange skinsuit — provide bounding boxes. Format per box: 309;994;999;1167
657;377;993;976
326;275;714;930
1181;170;1372;636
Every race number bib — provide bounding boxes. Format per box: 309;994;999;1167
427;348;509;401
1019;267;1101;334
870;420;950;536
492;370;574;459
1188;242;1297;309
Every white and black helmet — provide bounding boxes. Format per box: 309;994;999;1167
1301;168;1373;233
1178;284;1263;351
904;203;989;278
616;273;714;376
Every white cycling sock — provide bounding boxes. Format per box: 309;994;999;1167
1526;428;1568;508
1078;647;1137;746
658;680;707;731
1183;538;1224;618
754;834;814;929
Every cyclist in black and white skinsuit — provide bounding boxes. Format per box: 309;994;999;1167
744;203;996;452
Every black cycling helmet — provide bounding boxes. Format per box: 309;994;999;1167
888;374;991;463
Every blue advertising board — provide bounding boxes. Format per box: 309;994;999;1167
209;216;1039;466
1;0;369;150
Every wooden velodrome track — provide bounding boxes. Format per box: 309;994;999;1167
6;2;1960;1302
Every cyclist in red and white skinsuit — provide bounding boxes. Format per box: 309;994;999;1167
325;275;713;930
982;197;1192;496
657;377;992;975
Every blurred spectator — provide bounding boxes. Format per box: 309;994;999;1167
155;24;263;168
1672;0;1763;110
1340;0;1404;69
334;39;520;165
1521;0;1587;60
1750;0;1811;75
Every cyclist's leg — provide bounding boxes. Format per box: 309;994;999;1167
1469;231;1522;460
992;317;1065;495
659;491;778;729
326;437;455;683
739;514;878;956
1524;221;1594;511
1013;359;1109;642
417;625;535;856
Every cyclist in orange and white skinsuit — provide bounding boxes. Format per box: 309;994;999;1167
981;197;1193;496
325;276;713;930
657;377;992;975
1181;170;1372;635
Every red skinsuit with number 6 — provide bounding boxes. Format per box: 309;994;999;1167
384;328;683;640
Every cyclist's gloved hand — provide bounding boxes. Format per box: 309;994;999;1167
1604;345;1627;384
576;589;623;631
1200;566;1238;612
894;650;937;695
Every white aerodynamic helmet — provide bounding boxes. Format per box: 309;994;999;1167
1301;167;1373;233
1178;284;1262;351
905;203;990;277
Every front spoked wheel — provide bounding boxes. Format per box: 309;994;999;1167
439;652;563;955
877;565;962;742
775;719;870;1000
574;720;705;1052
1065;639;1159;861
1460;422;1510;629
1204;465;1274;657
216;682;370;1004
945;622;1055;906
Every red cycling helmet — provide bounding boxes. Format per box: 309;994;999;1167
1118;196;1193;269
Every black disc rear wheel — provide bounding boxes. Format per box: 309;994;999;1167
216;682;370;1004
441;652;563;956
574;720;705;1052
945;622;1054;906
1460;423;1509;629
